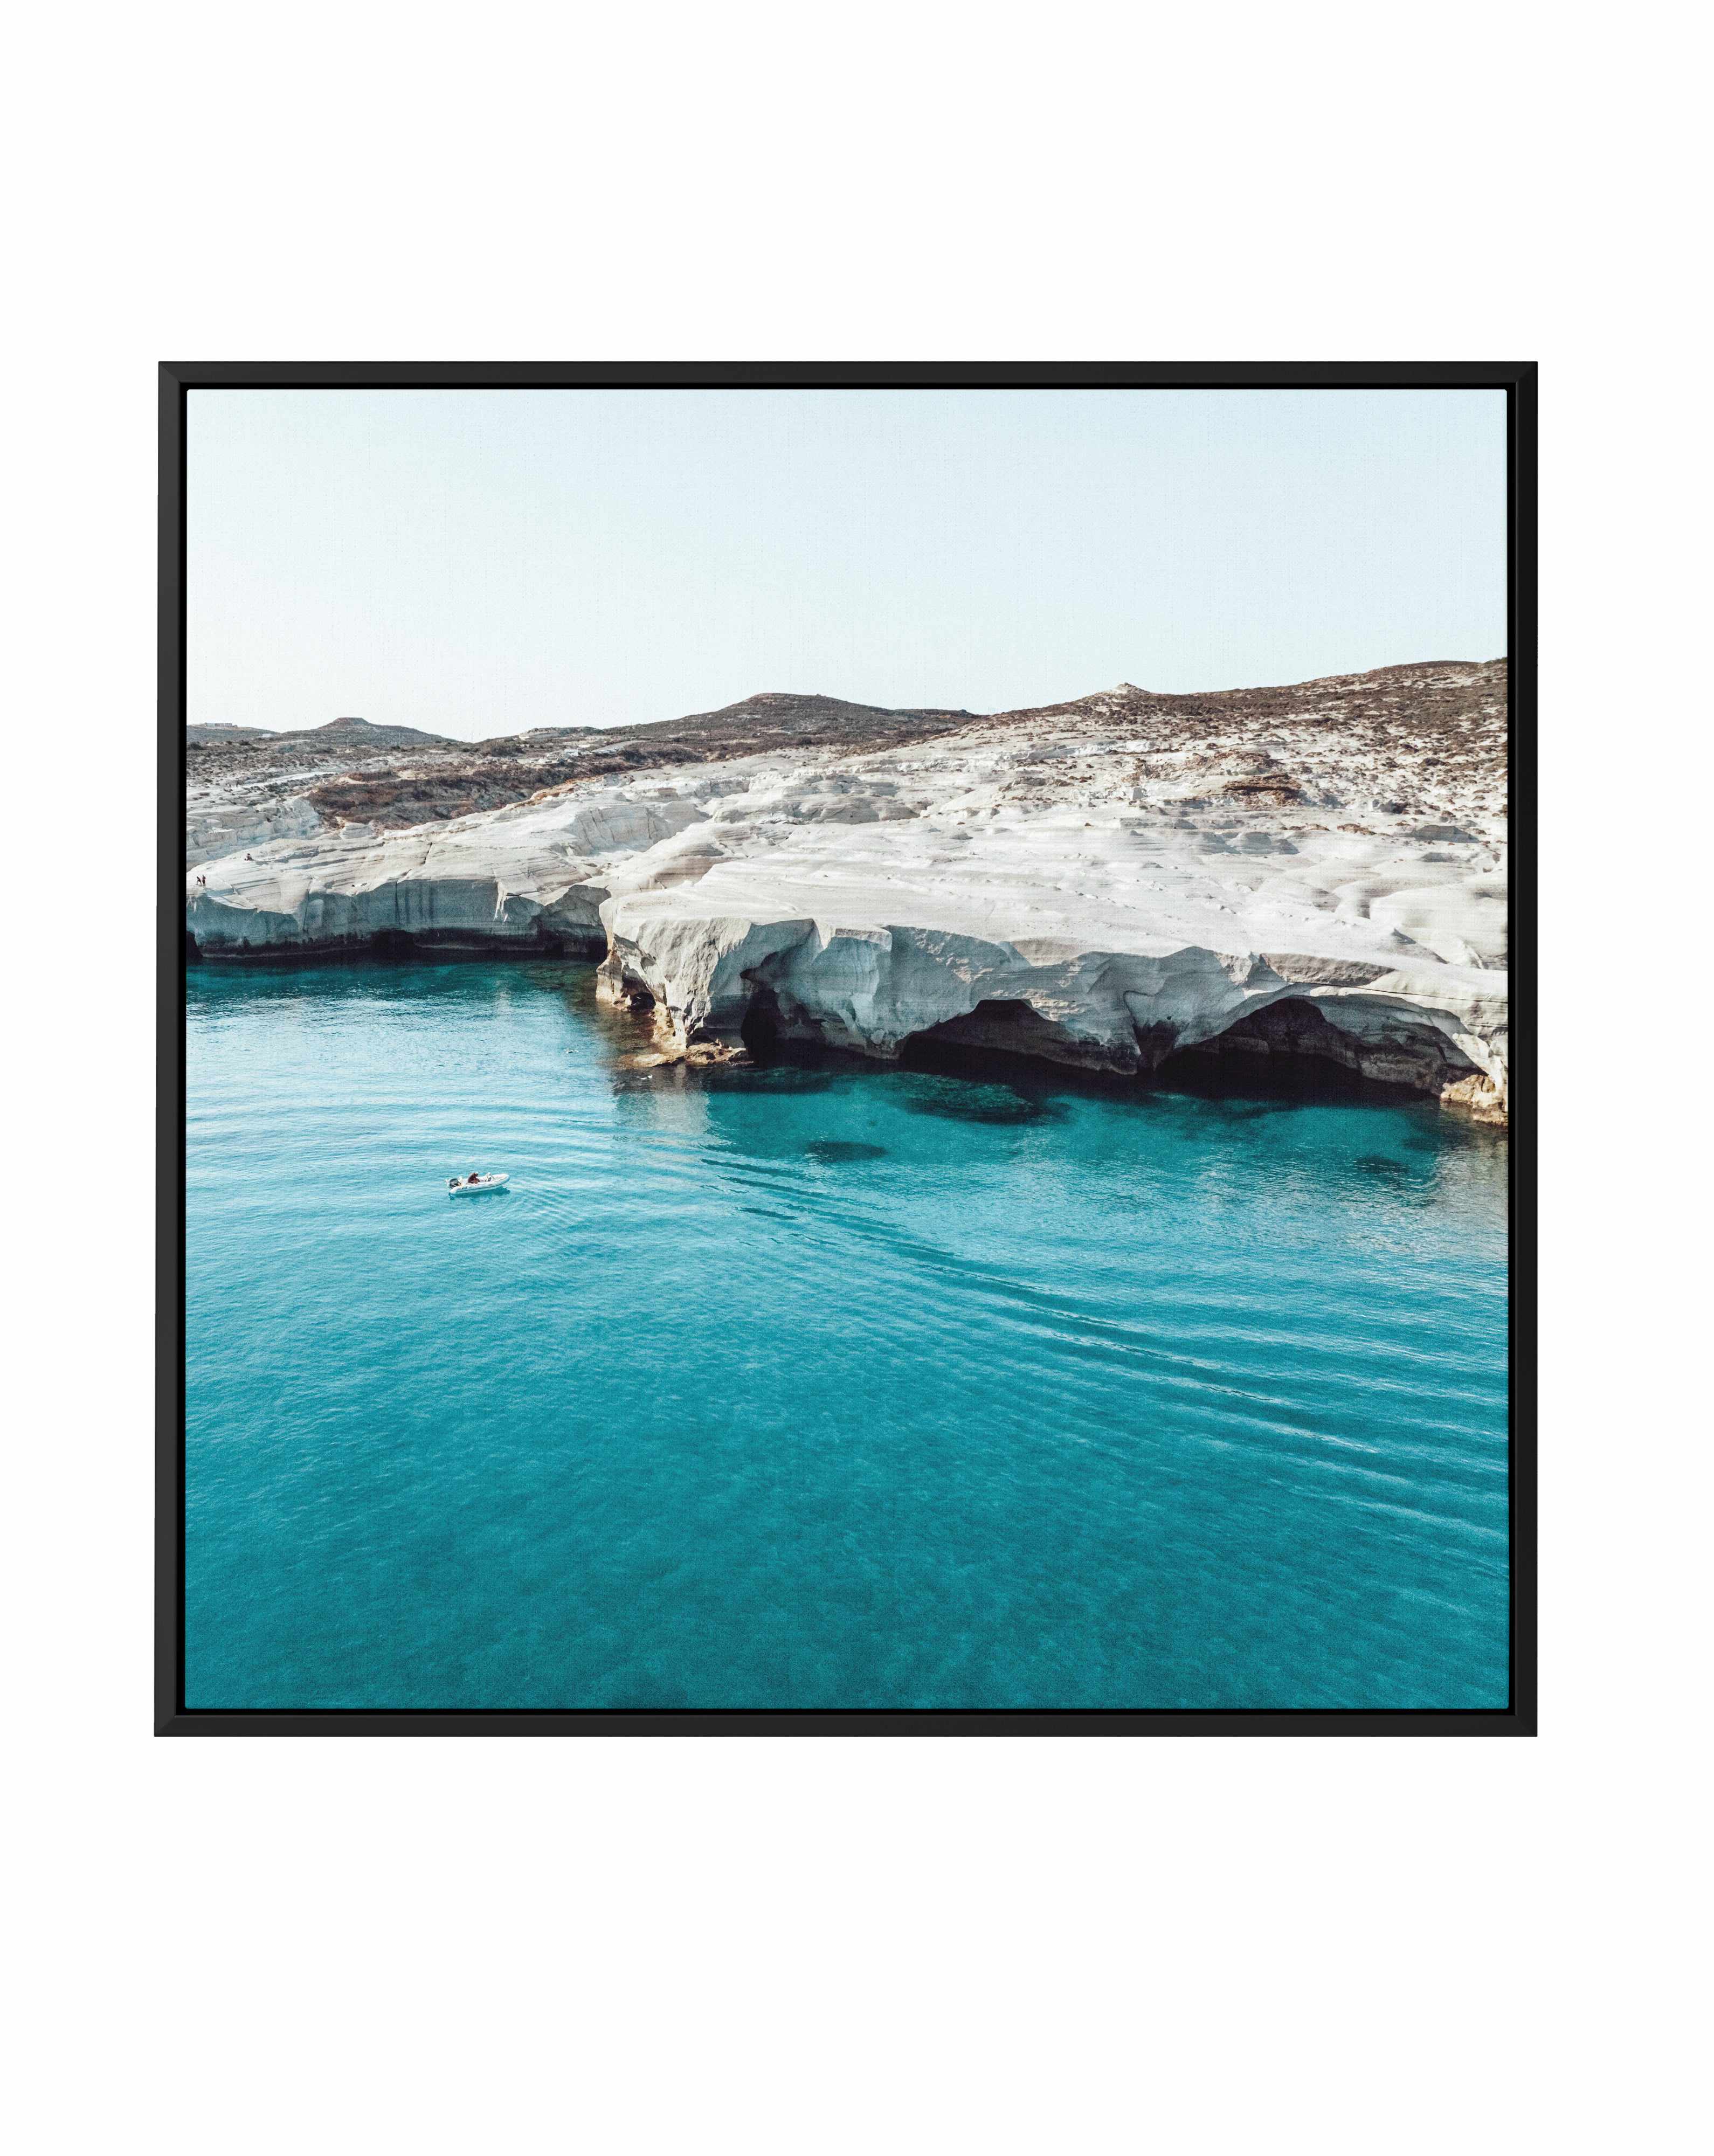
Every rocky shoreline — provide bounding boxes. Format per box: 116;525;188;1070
186;661;1510;1123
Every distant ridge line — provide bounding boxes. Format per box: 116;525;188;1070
185;658;1505;752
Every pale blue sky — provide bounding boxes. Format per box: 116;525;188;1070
188;387;1506;739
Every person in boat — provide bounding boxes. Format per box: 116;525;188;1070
467;1171;481;1184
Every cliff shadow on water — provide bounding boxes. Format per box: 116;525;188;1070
184;923;604;969
576;970;1508;1144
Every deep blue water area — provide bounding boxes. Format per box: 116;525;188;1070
184;962;1510;1711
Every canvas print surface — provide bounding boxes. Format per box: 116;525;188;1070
180;385;1511;1715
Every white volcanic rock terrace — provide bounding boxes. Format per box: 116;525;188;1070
185;663;1510;1122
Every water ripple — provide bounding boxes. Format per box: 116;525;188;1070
184;963;1511;1712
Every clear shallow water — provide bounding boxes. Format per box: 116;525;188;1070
184;962;1510;1712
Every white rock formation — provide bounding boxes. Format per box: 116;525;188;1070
185;784;710;954
186;664;1509;1118
186;789;329;868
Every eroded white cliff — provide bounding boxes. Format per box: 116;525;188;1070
187;664;1510;1118
186;784;710;954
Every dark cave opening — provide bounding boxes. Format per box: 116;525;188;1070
899;998;1131;1081
739;984;784;1058
714;988;1491;1118
896;994;1475;1109
1158;997;1471;1105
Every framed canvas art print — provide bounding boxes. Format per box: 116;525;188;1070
158;362;1534;1734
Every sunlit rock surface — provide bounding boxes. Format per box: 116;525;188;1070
186;787;710;956
187;661;1509;1118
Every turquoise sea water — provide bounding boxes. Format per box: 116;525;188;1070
184;962;1510;1712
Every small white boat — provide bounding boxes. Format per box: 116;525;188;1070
447;1173;510;1196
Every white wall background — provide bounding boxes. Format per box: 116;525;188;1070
4;3;1704;2150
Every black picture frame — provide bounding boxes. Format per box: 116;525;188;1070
157;360;1536;1736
